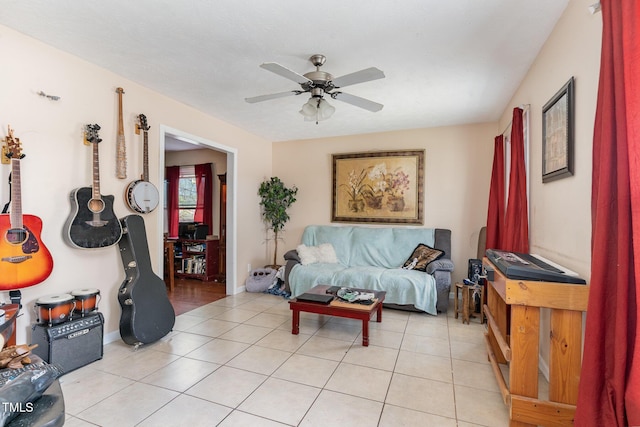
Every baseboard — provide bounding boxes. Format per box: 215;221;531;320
104;329;121;344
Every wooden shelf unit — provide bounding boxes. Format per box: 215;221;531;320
483;258;589;427
175;239;220;281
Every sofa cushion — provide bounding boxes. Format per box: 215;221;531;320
296;243;338;265
402;244;444;271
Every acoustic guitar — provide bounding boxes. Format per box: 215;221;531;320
125;114;159;213
0;126;53;289
64;124;123;249
117;214;175;345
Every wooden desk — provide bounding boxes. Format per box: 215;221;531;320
483;259;589;427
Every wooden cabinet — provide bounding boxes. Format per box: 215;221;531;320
175;239;219;281
483;258;589;427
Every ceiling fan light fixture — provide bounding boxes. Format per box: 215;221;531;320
317;98;335;120
299;98;318;118
299;97;335;123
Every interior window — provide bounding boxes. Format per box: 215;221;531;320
178;166;196;222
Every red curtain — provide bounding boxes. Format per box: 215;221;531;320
486;135;505;250
194;163;213;232
502;107;529;253
576;1;640;425
166;166;180;238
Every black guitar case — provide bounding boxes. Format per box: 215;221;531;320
117;214;175;345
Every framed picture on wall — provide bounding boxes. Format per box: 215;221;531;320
542;77;575;183
331;150;424;224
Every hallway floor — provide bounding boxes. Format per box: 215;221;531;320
167;278;227;315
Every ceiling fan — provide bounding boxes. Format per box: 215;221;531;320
245;54;385;123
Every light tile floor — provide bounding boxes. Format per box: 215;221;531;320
61;292;513;426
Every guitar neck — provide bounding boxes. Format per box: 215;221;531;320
142;130;149;182
92;140;101;200
10;158;22;228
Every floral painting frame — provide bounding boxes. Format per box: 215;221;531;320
332;150;424;224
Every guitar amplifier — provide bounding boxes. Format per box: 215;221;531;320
31;312;104;373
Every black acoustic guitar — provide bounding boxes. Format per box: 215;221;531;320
117;214;175;345
64;124;122;249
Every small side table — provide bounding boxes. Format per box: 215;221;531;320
454;282;485;324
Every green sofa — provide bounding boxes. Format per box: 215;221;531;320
283;225;454;315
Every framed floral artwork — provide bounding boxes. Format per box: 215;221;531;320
332;150;424;224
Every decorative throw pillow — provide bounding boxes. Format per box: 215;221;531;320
296;244;318;265
297;243;338;265
402;244;444;271
317;243;338;264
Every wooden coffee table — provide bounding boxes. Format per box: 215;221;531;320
289;285;386;346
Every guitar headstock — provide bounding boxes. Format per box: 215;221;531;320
85;124;102;144
4;125;24;161
137;114;149;132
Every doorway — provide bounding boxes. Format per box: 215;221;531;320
157;125;237;298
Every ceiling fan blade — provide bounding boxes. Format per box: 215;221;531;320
245;91;300;103
331;67;385;89
260;62;312;85
332;92;383;112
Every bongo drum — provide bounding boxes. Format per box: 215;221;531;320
71;288;101;316
35;294;74;325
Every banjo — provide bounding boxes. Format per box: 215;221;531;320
125;114;159;213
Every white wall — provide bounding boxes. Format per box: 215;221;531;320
0;25;272;343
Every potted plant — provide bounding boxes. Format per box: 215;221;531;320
258;177;298;268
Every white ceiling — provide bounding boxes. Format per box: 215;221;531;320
0;0;568;142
